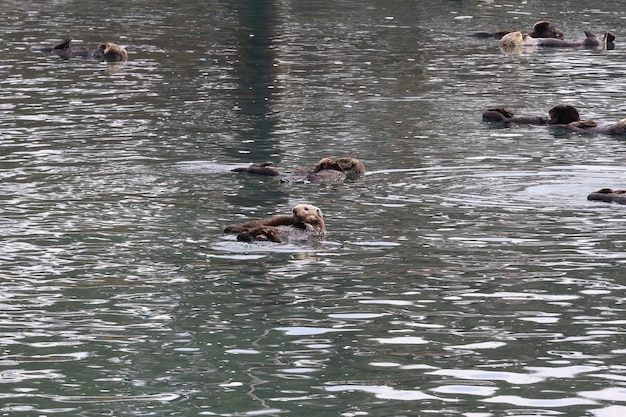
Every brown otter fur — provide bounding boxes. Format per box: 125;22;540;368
529;21;564;39
483;104;626;136
548;105;581;125
38;38;127;61
224;204;325;242
482;104;580;126
550;118;626;136
96;42;128;62
588;189;626;205
233;157;365;184
470;20;564;40
499;30;614;50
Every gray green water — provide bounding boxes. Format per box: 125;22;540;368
1;1;626;416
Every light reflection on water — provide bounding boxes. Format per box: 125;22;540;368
2;0;626;415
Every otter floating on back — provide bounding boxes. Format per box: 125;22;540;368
499;30;615;52
483;105;626;137
224;204;326;243
38;38;128;61
469;20;565;40
233;157;365;184
588;189;626;205
482;104;581;126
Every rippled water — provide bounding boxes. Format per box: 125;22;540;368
2;1;626;416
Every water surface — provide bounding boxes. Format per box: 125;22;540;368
1;1;626;416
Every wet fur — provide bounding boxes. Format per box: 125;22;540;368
39;38;127;61
469;21;563;40
499;30;614;50
233;157;365;184
483;105;626;136
224;204;325;243
588;189;626;205
482;105;580;126
96;42;128;61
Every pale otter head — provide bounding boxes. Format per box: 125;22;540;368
499;31;537;51
98;42;128;61
291;204;325;235
499;31;525;47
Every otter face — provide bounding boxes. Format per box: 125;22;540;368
99;42;128;62
292;204;325;234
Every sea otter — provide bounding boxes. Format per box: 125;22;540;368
499;30;614;50
224;204;326;243
482;104;581;126
470;20;564;40
587;189;626;205
483;105;626;136
94;42;128;62
38;38;127;61
233;157;365;184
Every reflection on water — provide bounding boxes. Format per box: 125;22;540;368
2;0;626;416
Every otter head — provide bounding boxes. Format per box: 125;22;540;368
499;31;525;47
291;204;325;235
313;158;342;173
530;21;564;39
98;42;128;62
334;158;366;175
499;32;537;51
313;157;365;176
548;105;580;125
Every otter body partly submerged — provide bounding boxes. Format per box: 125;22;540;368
224;204;326;243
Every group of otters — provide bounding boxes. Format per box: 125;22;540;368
226;149;621;243
37;26;623;243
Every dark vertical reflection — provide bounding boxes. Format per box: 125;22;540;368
229;0;280;162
